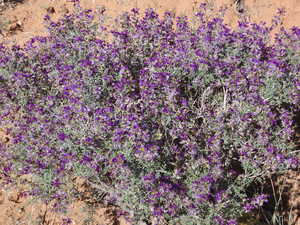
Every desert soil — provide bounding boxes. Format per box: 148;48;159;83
0;0;299;224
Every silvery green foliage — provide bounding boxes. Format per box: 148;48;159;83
0;2;299;225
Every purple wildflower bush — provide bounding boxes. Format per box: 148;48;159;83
0;2;299;224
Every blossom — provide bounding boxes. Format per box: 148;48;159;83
58;132;67;141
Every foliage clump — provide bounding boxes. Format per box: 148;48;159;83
0;2;299;224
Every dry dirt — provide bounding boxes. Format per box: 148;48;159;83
2;0;300;47
0;0;300;224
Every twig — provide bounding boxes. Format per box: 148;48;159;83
85;179;134;216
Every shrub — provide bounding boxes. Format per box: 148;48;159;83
0;2;299;224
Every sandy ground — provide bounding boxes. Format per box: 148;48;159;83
1;0;300;46
0;0;299;224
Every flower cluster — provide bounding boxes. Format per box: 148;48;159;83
243;194;269;213
0;2;299;224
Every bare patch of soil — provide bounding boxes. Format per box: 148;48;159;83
0;175;131;225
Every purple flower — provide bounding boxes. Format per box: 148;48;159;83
44;15;50;21
131;8;139;15
79;59;92;67
82;155;92;162
51;178;63;187
266;146;277;153
152;207;164;216
62;218;72;225
58;132;67;141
